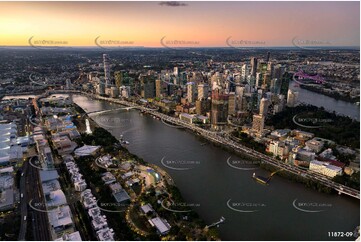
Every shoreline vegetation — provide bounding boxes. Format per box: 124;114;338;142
267;104;360;149
299;84;360;104
72;102;221;241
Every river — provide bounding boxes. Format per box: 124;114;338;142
69;94;359;241
290;81;360;121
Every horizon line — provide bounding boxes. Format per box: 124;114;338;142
0;45;359;49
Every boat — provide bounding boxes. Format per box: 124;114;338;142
252;173;270;185
122;141;130;145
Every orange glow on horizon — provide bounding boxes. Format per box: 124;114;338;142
0;1;359;47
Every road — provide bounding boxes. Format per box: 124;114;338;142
26;156;52;241
17;159;28;241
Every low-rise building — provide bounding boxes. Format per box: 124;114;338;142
309;160;343;178
101;172;116;185
55;231;82;241
96;227;115;241
148;217;171;235
48;205;74;234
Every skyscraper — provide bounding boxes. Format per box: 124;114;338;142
103;54;111;87
266;51;271;62
241;64;249;82
211;89;229;130
114;71;123;89
267;61;274;78
155;79;162;98
255;72;262;87
252;114;265;134
140;75;156;99
187;82;196;103
259;97;269;116
228;92;236;115
197;83;209;101
287;89;299;107
174;67;179;76
250;57;258;77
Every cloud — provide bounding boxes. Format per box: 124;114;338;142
159;1;187;7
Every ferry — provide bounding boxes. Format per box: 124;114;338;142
252;173;270;185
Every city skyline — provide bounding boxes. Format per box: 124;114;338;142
0;1;360;47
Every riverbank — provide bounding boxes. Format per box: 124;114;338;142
72;102;221;240
300;84;359;104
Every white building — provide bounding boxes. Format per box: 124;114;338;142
287;89;299;107
55;231;82;241
96;227;115;241
148;217;171;235
309;160;343;178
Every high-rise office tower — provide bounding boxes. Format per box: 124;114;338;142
211;89;229;130
196;99;210;115
252;114;265;134
187;82;196;103
287;89;299;107
270;78;282;94
259;97;269;116
266;51;271;62
241;64;249;82
250;57;258;77
228;92;236;115
98;82;105;95
114;71;123;89
273;65;282;79
174;67;179;76
155;79;162;98
267;61;274;78
103;54;111;87
197;83;209;100
140;75;156;99
262;72;271;88
255;72;262;88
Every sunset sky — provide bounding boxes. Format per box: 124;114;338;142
0;1;359;47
